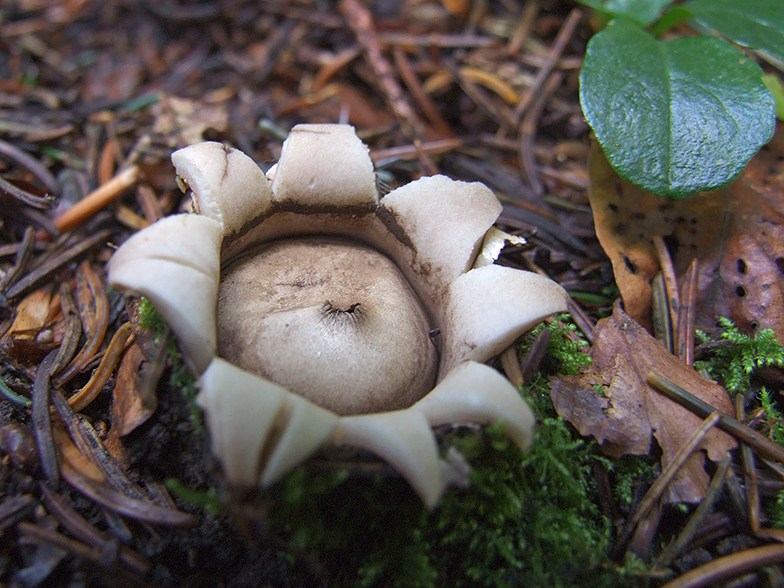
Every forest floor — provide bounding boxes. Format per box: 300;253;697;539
1;1;783;587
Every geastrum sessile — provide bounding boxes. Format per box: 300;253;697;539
108;124;568;508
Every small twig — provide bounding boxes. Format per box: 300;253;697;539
513;8;582;122
652;273;674;352
370;138;463;165
18;521;117;567
312;46;361;92
613;410;722;558
0;138;59;195
0;377;31;409
628;498;663;560
4;200;60;234
736;394;761;534
49;282;82;377
654;453;732;570
0;226;35;293
32;350;60;486
40;486;152;574
444;59;516;130
4;229;111;300
648;371;784;464
97;138;117;188
676;259;699;366
652;235;680;339
0;495;36;532
412;138;439;175
339;0;423;138
68;323;133;412
660;544;784;588
52;390;147;500
38;165;140;239
518;71;563;195
566;298;595;344
500;346;524;387
392;47;453;138
54;262;110;388
62;462;196;526
507;1;540;56
377;32;499;49
519;328;551;385
0;174;57;209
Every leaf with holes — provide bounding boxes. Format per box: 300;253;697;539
588;126;784;340
587;143;724;331
550;305;736;503
580;17;775;197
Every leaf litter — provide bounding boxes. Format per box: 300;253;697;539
0;1;783;587
550;304;736;504
588;125;784;340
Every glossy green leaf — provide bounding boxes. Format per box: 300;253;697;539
580;18;775;197
686;0;784;65
578;0;672;27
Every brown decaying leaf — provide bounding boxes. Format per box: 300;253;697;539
587;145;722;330
110;338;160;437
550;305;736;503
151;93;229;146
1;284;62;359
588;125;784;339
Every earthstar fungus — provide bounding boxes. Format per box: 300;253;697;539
108;124;568;507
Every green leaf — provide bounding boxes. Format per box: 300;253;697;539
579;18;775;197
763;74;784;120
686;0;784;65
577;0;672;27
649;6;692;37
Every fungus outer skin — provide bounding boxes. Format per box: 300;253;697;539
440;264;569;375
198;358;340;488
331;410;446;509
172;142;274;237
259;393;340;486
271;124;378;208
379;175;503;295
108;214;221;373
414;360;536;450
198;358;289;486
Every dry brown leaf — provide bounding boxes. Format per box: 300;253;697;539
4;285;54;337
587;145;723;330
111;339;159;437
53;425;106;485
1;284;62;360
152;93;229;146
588;124;784;338
550;305;736;503
694;132;784;337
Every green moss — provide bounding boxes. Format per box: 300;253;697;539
535;314;592;377
164;477;222;516
265;417;646;587
766;489;784;529
694;317;784;394
145;294;652;585
138;296;168;338
263;316;649;587
610;455;657;510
